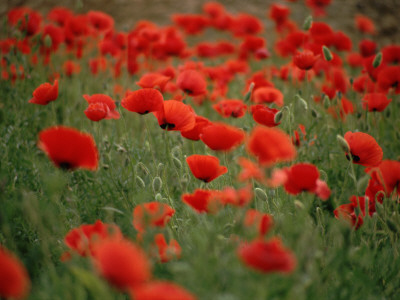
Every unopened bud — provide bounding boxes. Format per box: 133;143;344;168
135;176;145;188
336;134;350;153
323;95;330;109
254;188;268;202
311;108;319;118
322;46;333;61
172;157;182;169
44;34;52;48
303;15;313;31
152;176;163;193
155;193;162;202
244;82;255;102
372;52;382;68
157;163;164;175
294;200;304;210
135;162;150;176
274;111;283;124
357;174;370;194
295;94;308;110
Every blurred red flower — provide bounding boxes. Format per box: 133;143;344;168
29;80;58;105
186;154;227;183
344;131;383;167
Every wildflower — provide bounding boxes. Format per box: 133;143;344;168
29;80;58;105
177;70;207;96
244;209;273;236
153;100;195;131
133;202;175;233
181;116;211;141
362;93;391;112
252;87;284;107
84;94;120;119
213;99;247;118
154;234;181;263
344;131;383;167
200;122;245;151
293;50;320;70
182;189;222;213
131;281;197;300
250;104;281;127
121;88;164;115
186;154;227;183
237;157;264;182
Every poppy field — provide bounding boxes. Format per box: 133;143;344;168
1;1;400;299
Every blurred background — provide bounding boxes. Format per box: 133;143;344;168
1;0;399;43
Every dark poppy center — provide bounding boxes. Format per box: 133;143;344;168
160;123;176;130
140;110;150;115
184;89;193;95
346;153;360;162
58;161;73;170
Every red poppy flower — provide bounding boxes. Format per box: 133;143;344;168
377;66;400;93
172;14;209;35
84;102;109;122
293;50;320;70
8;7;42;36
87;11;114;35
154;233;181;263
250;104;281;127
252;87;284;107
131;281;197;300
153;100;195;131
355;14;376;35
244;209;273;236
121;88;164;115
230;14;263;37
92;238;151;291
268;4;290;29
84;94;120;119
217;186;253;207
38;126;98;171
182;189;222;213
29;80;58;105
180;115;211;141
47;7;73;26
305;0;332;17
213;99;247;118
344;131;383;167
177;70;207;96
136;73;171;92
359;39;377;58
367;160;400;196
0;247;30;299
200;122;245;151
334;196;368;229
238;238;296;273
237;157;265;182
133;202;175;233
362;93;391;112
63;60;80;77
382;45;400;65
283;163;320;195
64;220;122;257
247;126;296;166
186;154;227;183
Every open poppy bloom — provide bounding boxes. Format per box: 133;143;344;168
182;189;222;213
186;154;227;183
176;69;207;96
200;122;245;151
121;88;164;115
154;233;181;263
131;281;197;300
366;160;400;197
213;99;247;118
92;238;151;291
361;93;391;112
181;115;212;141
136;73;171;92
238;237;296;273
252;87;284;107
133;202;175;233
0;247;30;299
84;102;109;121
355;14;376;34
38;126;99;171
244;209;273;237
29;80;58;105
293;50;320;70
153;100;195;131
250;104;281;127
217;186;253;207
237;157;265;182
64;220;122;257
83;94;120;119
344;131;383;167
247;126;296;166
334;196;369;229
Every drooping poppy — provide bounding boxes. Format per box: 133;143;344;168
64;220;122;257
29;80;58;105
252;87;284;107
38;126;99;171
362;93;391;112
154;233;181;263
247;126;296;166
213;99;247;118
180;115;211;141
177;70;207;96
244;209;273;237
121;88;164;115
200;122;245;151
132;202;175;233
153;100;195;131
293;50;320;70
83;94;120;119
237;238;296;273
131;281;197;300
92;238;151;291
250;104;281;127
182;189;222;213
344;131;383;167
0;247;30;299
186;154;227;183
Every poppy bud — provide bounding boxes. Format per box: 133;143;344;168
336;134;350;153
303;15;313;31
322;46;333;61
152;176;163;193
157;163;164;175
311;108;319;118
323;95;330;109
244;82;255;102
372;52;382;68
274;111;283;124
294;200;304;210
135;162;150;176
155;193;162;202
135;176;146;188
172;157;182;169
44;34;52;48
357;174;370;194
295;94;308;110
255;188;268;202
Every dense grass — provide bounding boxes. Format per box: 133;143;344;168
1;6;400;300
